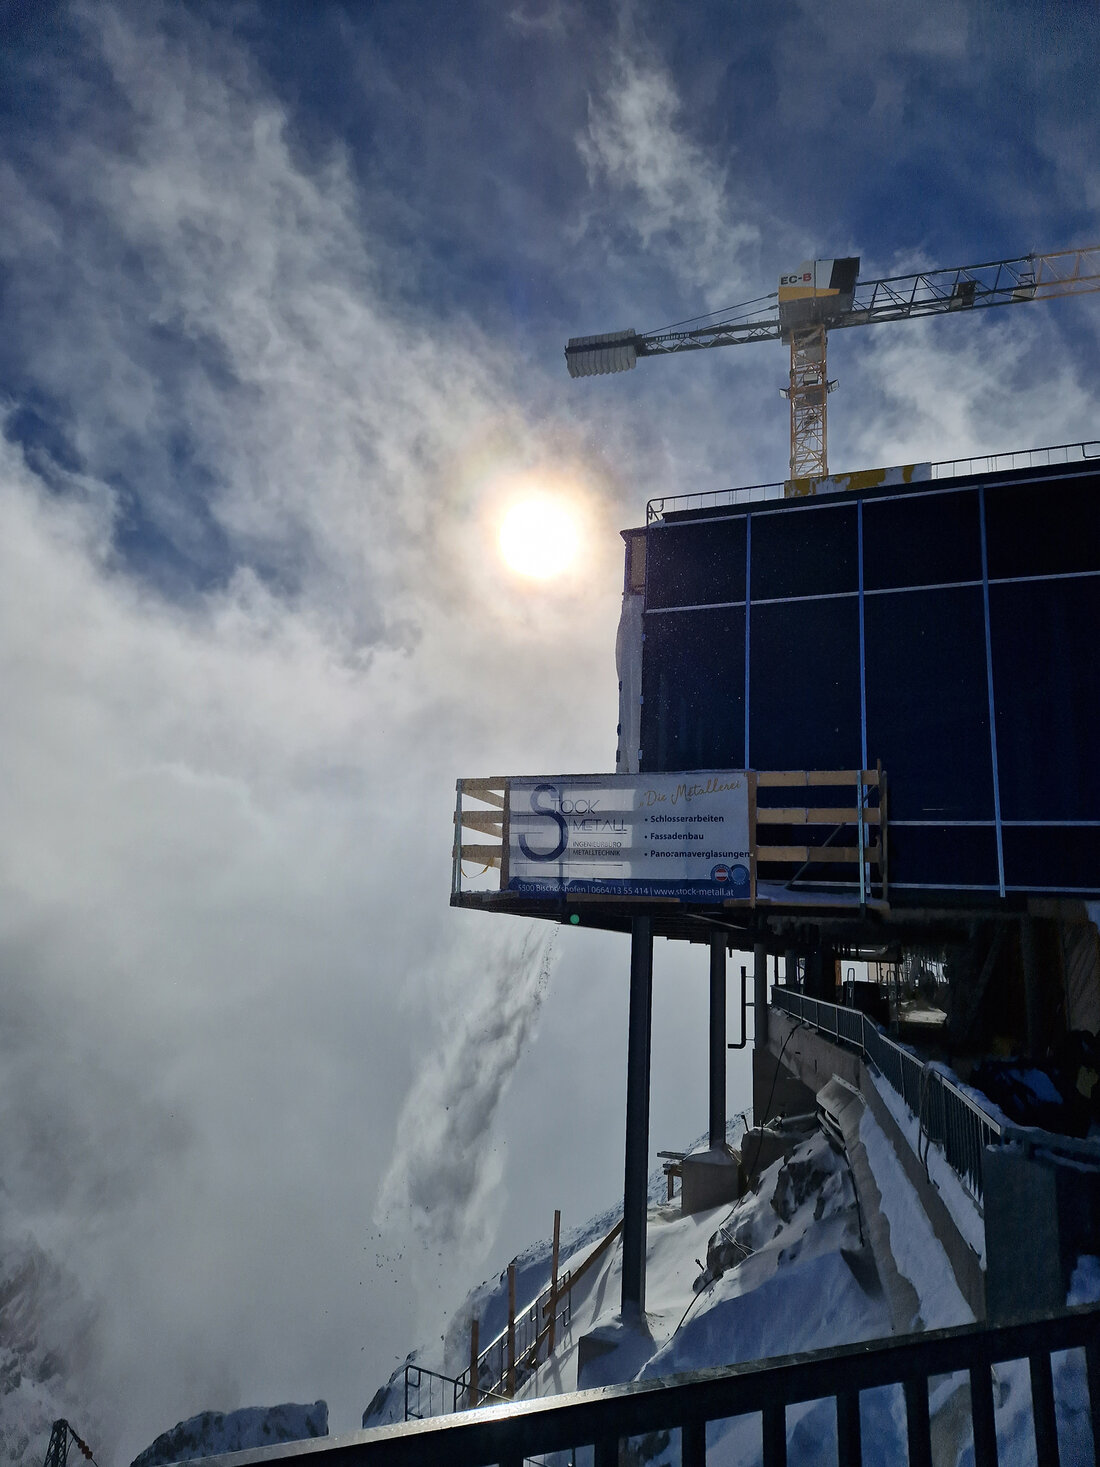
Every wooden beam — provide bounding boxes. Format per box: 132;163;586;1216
756;769;880;787
756;807;881;825
757;845;880;864
457;809;504;835
460;779;507;809
459;843;503;867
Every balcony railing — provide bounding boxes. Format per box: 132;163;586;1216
182;1304;1100;1467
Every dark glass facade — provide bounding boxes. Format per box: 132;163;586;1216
638;462;1100;897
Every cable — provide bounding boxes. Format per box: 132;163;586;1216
641;291;779;336
746;1022;803;1180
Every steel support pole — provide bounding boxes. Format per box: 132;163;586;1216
709;934;727;1148
754;942;769;1047
622;916;654;1318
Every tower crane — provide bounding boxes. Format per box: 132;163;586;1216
566;246;1100;488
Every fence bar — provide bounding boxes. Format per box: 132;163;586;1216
1029;1351;1060;1465
681;1420;707;1467
969;1362;999;1467
836;1389;862;1467
762;1402;787;1467
904;1376;932;1467
1087;1341;1100;1461
594;1436;618;1467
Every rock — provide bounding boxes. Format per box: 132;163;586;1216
131;1403;327;1467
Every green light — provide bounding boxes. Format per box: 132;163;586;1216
569;913;581;925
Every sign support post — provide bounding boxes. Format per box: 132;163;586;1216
621;915;653;1318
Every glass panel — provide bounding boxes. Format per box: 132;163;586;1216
749;598;860;771
645;516;746;609
865;587;994;822
750;502;857;600
1002;827;1100;893
990;577;1100;821
985;470;1100;579
863;489;982;590
640;608;745;772
887;825;1000;889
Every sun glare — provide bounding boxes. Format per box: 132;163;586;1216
499;497;580;579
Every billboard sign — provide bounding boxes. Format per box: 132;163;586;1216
506;772;755;902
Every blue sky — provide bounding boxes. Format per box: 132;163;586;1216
1;1;1098;1458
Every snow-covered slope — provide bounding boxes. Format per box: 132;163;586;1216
0;1230;103;1467
362;1104;1100;1467
131;1403;328;1467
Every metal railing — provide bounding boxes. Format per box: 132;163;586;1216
405;1270;574;1421
771;987;1100;1209
646;438;1100;520
192;1304;1100;1467
773;987;1003;1201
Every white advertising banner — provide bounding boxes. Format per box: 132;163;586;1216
506;771;754;903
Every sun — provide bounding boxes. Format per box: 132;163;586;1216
499;496;580;579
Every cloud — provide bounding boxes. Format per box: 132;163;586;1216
375;927;556;1313
575;38;760;307
0;5;627;1459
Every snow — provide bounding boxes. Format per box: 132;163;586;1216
856;1106;973;1331
130;1403;328;1467
869;1068;988;1261
362;1102;1100;1466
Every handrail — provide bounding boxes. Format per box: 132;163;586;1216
192;1304;1100;1467
646;438;1100;521
771;988;1100;1204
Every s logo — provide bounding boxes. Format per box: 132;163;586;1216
518;783;568;862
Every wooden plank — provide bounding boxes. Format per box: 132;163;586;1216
757;845;880;865
460;843;503;867
756;807;881;825
460;778;507;809
457;809;504;835
542;1218;624;1318
756;769;880;787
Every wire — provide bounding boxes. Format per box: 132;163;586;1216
641;291;779;337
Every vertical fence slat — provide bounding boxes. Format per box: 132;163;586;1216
1086;1341;1100;1466
594;1435;619;1467
681;1420;707;1467
762;1403;787;1467
1029;1351;1060;1466
969;1362;999;1467
904;1377;933;1467
836;1389;862;1467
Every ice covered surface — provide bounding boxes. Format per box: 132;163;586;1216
130;1402;328;1467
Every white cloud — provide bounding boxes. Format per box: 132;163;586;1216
576;42;760;307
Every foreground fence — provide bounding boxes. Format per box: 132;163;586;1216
187;1305;1100;1467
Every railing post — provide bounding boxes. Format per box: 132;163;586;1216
622;916;654;1317
506;1263;516;1398
762;1402;787;1467
904;1377;932;1467
1029;1351;1060;1464
468;1319;479;1408
836;1390;861;1467
754;942;768;1046
549;1208;561;1354
710;934;727;1147
969;1363;997;1467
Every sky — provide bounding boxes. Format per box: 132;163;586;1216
1;0;1099;1459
